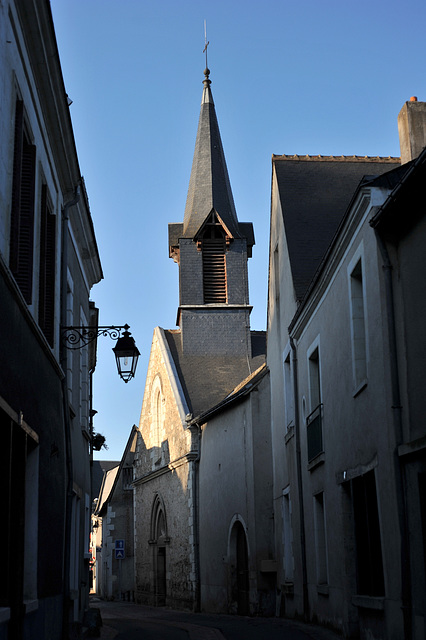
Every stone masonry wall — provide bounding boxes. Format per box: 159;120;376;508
133;328;196;609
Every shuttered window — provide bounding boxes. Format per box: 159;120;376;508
202;238;227;303
10;100;36;304
38;185;56;346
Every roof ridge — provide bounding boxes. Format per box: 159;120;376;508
228;363;267;396
272;154;400;163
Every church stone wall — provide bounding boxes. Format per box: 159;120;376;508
133;464;195;609
136;330;191;476
133;328;196;610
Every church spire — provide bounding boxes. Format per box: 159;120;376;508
168;65;255;356
182;68;240;239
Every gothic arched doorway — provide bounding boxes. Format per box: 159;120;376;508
229;520;250;615
150;495;168;606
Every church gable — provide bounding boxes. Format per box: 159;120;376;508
135;327;191;478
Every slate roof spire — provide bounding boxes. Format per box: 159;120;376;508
182;67;240;239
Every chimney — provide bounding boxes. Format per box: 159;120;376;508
397;97;426;164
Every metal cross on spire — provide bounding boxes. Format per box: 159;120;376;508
203;20;209;70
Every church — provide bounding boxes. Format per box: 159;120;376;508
132;66;275;614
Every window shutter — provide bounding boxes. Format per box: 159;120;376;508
202;238;227;303
39;185;56;346
10;100;36;304
10;100;24;275
16;141;36;303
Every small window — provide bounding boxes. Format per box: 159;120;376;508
349;257;368;390
0;402;39;608
313;492;328;585
283;351;294;431
282;489;294;581
308;347;321;411
274;245;280;302
154;388;162;447
151;377;163;450
307;344;323;462
122;467;133;490
352;470;385;596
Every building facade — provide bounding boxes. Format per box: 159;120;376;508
0;1;102;638
93;429;137;602
267;99;426;639
132;68;274;614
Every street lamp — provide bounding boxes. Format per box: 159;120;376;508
112;327;140;383
61;323;140;383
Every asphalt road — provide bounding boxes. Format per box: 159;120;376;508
92;598;342;640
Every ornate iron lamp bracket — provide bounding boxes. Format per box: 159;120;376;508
61;324;130;350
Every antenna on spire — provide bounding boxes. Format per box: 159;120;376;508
203;20;209;69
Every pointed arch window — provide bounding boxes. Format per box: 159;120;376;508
151;376;163;449
201;212;227;303
150;494;169;545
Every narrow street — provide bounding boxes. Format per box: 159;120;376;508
93;598;341;640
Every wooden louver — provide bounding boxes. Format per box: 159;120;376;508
202;238;227;303
10;100;36;304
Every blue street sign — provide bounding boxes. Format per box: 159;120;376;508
115;539;124;550
115;549;125;560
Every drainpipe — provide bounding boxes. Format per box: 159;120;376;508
290;337;309;621
61;186;80;639
374;231;412;639
188;420;202;612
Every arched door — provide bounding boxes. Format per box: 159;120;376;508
151;496;168;606
230;520;250;615
155;509;167;605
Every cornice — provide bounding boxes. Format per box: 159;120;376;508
289;189;371;339
133;452;197;486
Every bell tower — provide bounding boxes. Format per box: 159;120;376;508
169;68;255;357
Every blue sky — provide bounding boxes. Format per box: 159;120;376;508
51;0;426;461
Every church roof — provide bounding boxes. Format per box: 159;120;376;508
163;329;266;418
273;155;400;301
182;68;241;239
187;363;269;426
93;464;119;516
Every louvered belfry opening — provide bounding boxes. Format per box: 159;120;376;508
202;213;227;303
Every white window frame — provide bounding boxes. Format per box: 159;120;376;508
282;486;294;582
307;335;322;413
313;490;328;586
347;243;369;395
